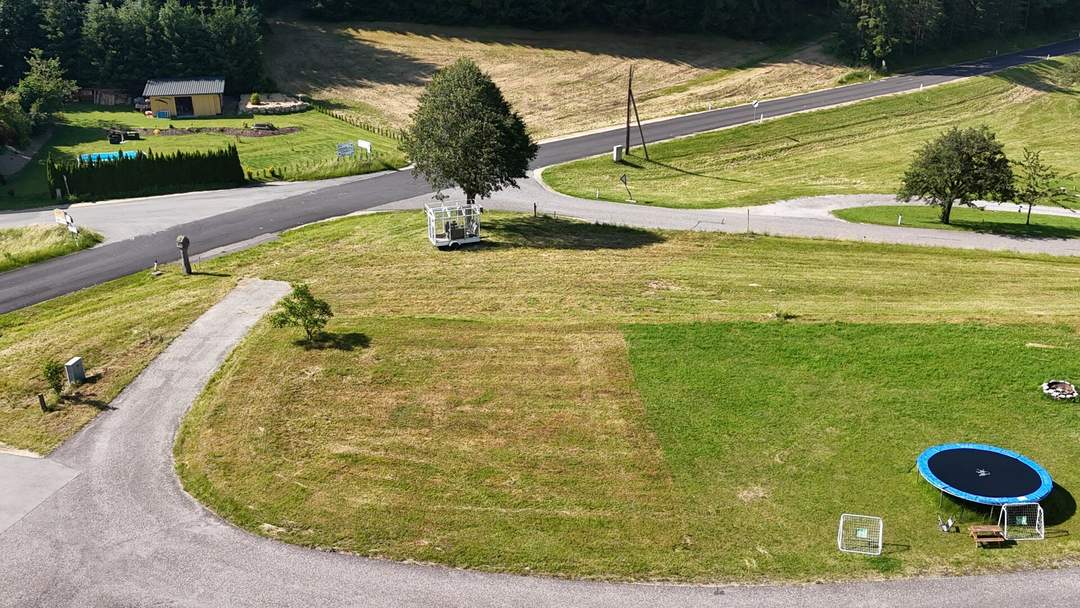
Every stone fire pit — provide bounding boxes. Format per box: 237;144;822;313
1042;379;1079;401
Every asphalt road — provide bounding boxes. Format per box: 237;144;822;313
2;38;1079;313
3;278;1078;608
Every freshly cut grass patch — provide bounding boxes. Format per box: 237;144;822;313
177;319;681;577
834;205;1080;239
623;322;1080;579
543;59;1080;208
0;224;103;273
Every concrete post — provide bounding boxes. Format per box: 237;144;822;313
176;235;192;275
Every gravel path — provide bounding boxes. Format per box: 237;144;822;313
374;178;1080;256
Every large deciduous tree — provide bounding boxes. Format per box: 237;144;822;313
898;126;1014;224
15;49;78;129
403;58;538;206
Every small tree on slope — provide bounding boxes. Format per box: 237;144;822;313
403;58;538;206
270;283;334;344
1014;149;1069;226
898;126;1014;225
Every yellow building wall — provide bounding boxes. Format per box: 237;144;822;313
148;94;222;117
191;94;222;116
149;96;176;116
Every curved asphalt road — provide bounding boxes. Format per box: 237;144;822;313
2;38;1080;313
2;278;1078;608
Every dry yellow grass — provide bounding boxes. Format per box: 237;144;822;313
0;224;103;273
266;20;854;138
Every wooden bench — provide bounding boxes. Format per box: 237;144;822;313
969;524;1005;547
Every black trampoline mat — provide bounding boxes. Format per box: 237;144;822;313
927;448;1043;499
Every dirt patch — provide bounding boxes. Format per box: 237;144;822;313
737;485;769;503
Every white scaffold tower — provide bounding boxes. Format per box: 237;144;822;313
426;202;482;249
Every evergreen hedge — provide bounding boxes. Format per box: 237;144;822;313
47;145;245;201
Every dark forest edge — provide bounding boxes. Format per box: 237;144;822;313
2;0;1078;153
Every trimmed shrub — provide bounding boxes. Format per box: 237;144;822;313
47;145;245;200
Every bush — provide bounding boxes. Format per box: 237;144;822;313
270;283;334;343
42;360;64;397
249;92;261;106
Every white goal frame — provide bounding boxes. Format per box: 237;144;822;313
837;513;883;556
998;502;1045;541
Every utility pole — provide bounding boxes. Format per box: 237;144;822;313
625;66;633;153
624;65;650;160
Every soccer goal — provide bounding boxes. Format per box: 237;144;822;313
837;513;884;555
998;503;1045;541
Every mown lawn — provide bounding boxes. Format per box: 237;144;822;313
0;224;103;273
2;105;406;210
6;211;1080;580
835;205;1080;239
624;322;1080;579
543;58;1080;208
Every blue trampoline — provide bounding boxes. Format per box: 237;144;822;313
917;443;1053;505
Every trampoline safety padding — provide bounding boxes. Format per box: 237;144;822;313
916;443;1053;506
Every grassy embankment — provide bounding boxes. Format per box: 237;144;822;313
0;224;103;273
2;105;407;210
5;212;1079;579
265;19;859;139
543;58;1080;208
834;205;1080;238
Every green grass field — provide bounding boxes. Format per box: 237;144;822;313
0;224;103;273
835;205;1080;239
2;105;407;210
543;58;1080;209
6;211;1080;580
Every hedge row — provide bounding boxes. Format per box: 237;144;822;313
47;146;245;201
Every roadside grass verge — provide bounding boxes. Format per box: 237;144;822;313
542;58;1080;208
2;105;406;210
834;205;1080;239
266;19;857;138
0;224;104;273
0;268;234;453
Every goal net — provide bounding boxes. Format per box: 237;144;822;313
999;503;1045;541
837;513;883;555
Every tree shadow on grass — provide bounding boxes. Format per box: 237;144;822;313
991;61;1080;95
295;331;370;351
949;217;1080;240
485;215;665;250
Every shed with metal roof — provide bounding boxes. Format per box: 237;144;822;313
143;78;225;117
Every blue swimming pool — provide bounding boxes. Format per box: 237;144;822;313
79;151;139;163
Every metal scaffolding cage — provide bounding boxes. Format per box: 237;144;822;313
425;203;482;248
